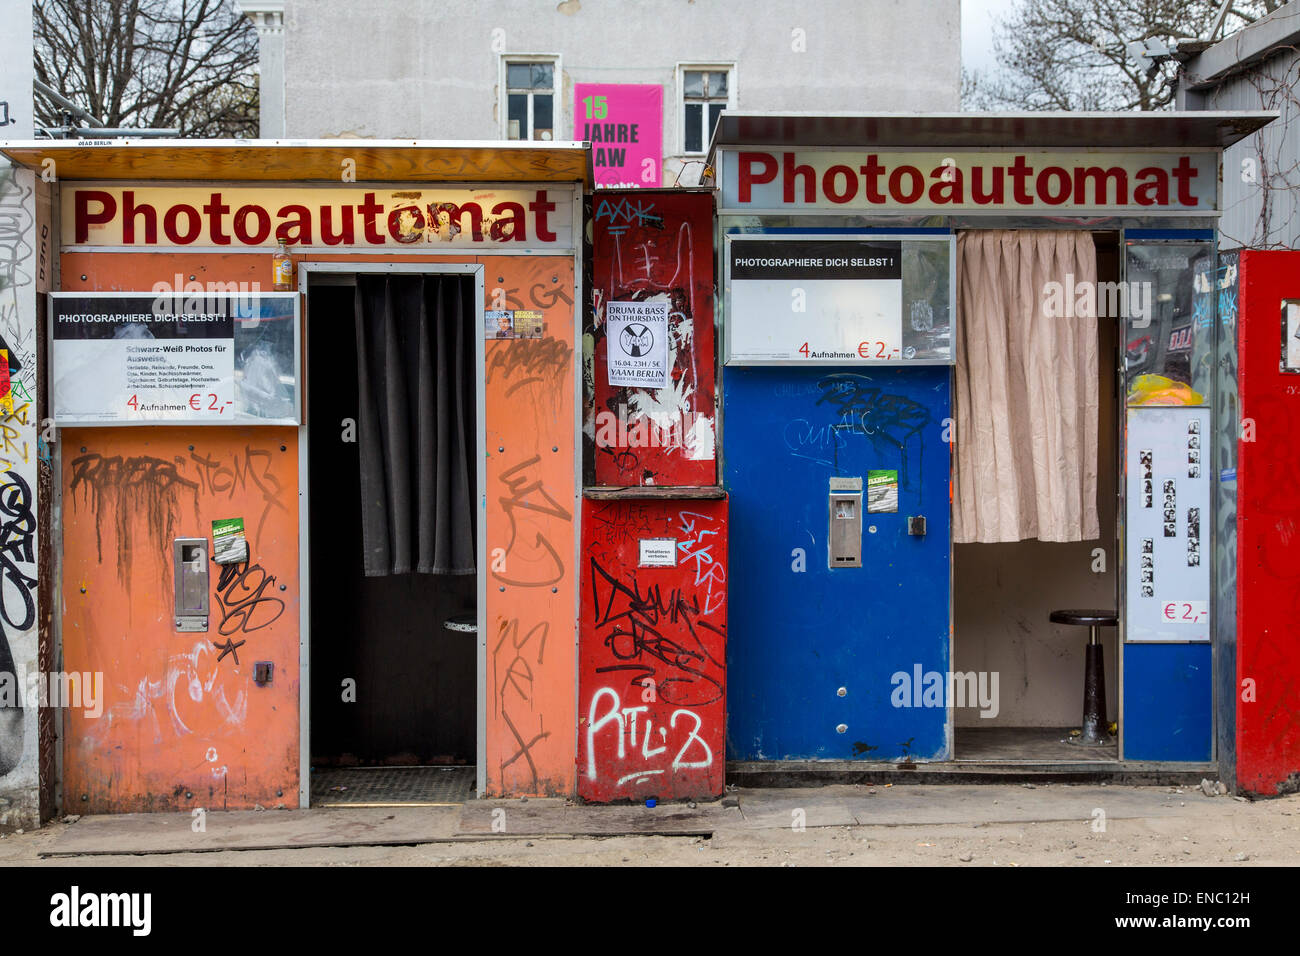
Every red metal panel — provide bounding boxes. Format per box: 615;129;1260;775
577;496;726;802
1236;249;1300;795
590;190;717;486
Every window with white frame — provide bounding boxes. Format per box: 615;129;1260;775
680;67;732;154
503;59;556;141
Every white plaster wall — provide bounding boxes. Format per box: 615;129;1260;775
280;0;961;183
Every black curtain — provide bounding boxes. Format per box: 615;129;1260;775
354;275;476;576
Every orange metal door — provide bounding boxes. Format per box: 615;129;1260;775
61;426;299;813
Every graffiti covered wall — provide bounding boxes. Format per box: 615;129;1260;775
483;255;578;797
578;495;726;802
588;190;716;487
58;202;582;804
0;163;40;828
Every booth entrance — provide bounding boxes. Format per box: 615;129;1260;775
303;266;484;806
951;232;1122;763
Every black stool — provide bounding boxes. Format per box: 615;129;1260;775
1049;609;1117;746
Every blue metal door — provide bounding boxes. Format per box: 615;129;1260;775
724;365;952;760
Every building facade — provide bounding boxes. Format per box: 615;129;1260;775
245;0;962;185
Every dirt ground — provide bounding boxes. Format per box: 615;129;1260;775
2;784;1297;867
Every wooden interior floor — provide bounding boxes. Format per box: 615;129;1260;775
955;726;1118;763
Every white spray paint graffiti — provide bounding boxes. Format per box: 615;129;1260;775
88;641;248;748
584;686;713;788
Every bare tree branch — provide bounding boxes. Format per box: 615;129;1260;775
33;0;259;137
965;0;1282;111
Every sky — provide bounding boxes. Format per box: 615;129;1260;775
962;0;1020;76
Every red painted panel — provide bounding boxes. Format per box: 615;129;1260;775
577;496;726;802
1236;249;1300;795
590;190;717;486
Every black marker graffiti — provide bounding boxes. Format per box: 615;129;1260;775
589;557;724;707
214;561;285;637
813;374;932;484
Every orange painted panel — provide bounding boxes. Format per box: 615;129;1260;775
482;256;577;796
61;427;299;812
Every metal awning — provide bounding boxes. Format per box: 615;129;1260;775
707;111;1279;157
0;138;593;187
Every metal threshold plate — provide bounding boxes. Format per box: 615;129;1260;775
311;766;476;807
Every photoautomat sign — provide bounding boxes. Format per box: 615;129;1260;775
727;238;904;364
717;150;1219;213
64;185;574;249
606;300;669;388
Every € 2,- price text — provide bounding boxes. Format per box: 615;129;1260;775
1162;601;1207;624
125;393;232;414
798;341;901;360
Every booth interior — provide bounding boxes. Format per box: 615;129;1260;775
306;271;479;804
952;232;1121;762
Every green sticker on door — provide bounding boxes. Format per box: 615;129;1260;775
212;517;248;565
867;470;898;513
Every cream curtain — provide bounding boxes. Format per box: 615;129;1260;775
954;231;1100;543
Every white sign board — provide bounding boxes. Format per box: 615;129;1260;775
52;292;300;425
1125;406;1211;642
727;238;903;364
638;538;678;568
606;300;669;388
1283;299;1300;373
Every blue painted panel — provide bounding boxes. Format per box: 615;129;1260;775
723;365;951;760
1122;643;1213;761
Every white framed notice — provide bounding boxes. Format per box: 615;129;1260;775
1125;406;1211;642
51;291;300;426
724;234;955;365
638;538;677;567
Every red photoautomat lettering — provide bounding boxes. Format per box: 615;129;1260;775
122;190;157;244
74;189;117;243
163;204;202;244
785;152;816;203
859;155;888;204
529;190;556;242
387;204;425;243
1172;156;1199;206
1009;156;1034;205
738;151;778;203
203;192;231;245
823;164;857;203
358;192;386;244
233;204;272;244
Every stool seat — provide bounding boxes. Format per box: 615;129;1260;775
1050;609;1118;627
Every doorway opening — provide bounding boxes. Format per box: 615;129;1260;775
305;269;482;805
952;232;1122;763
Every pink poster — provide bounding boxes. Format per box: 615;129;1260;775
574;83;662;188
